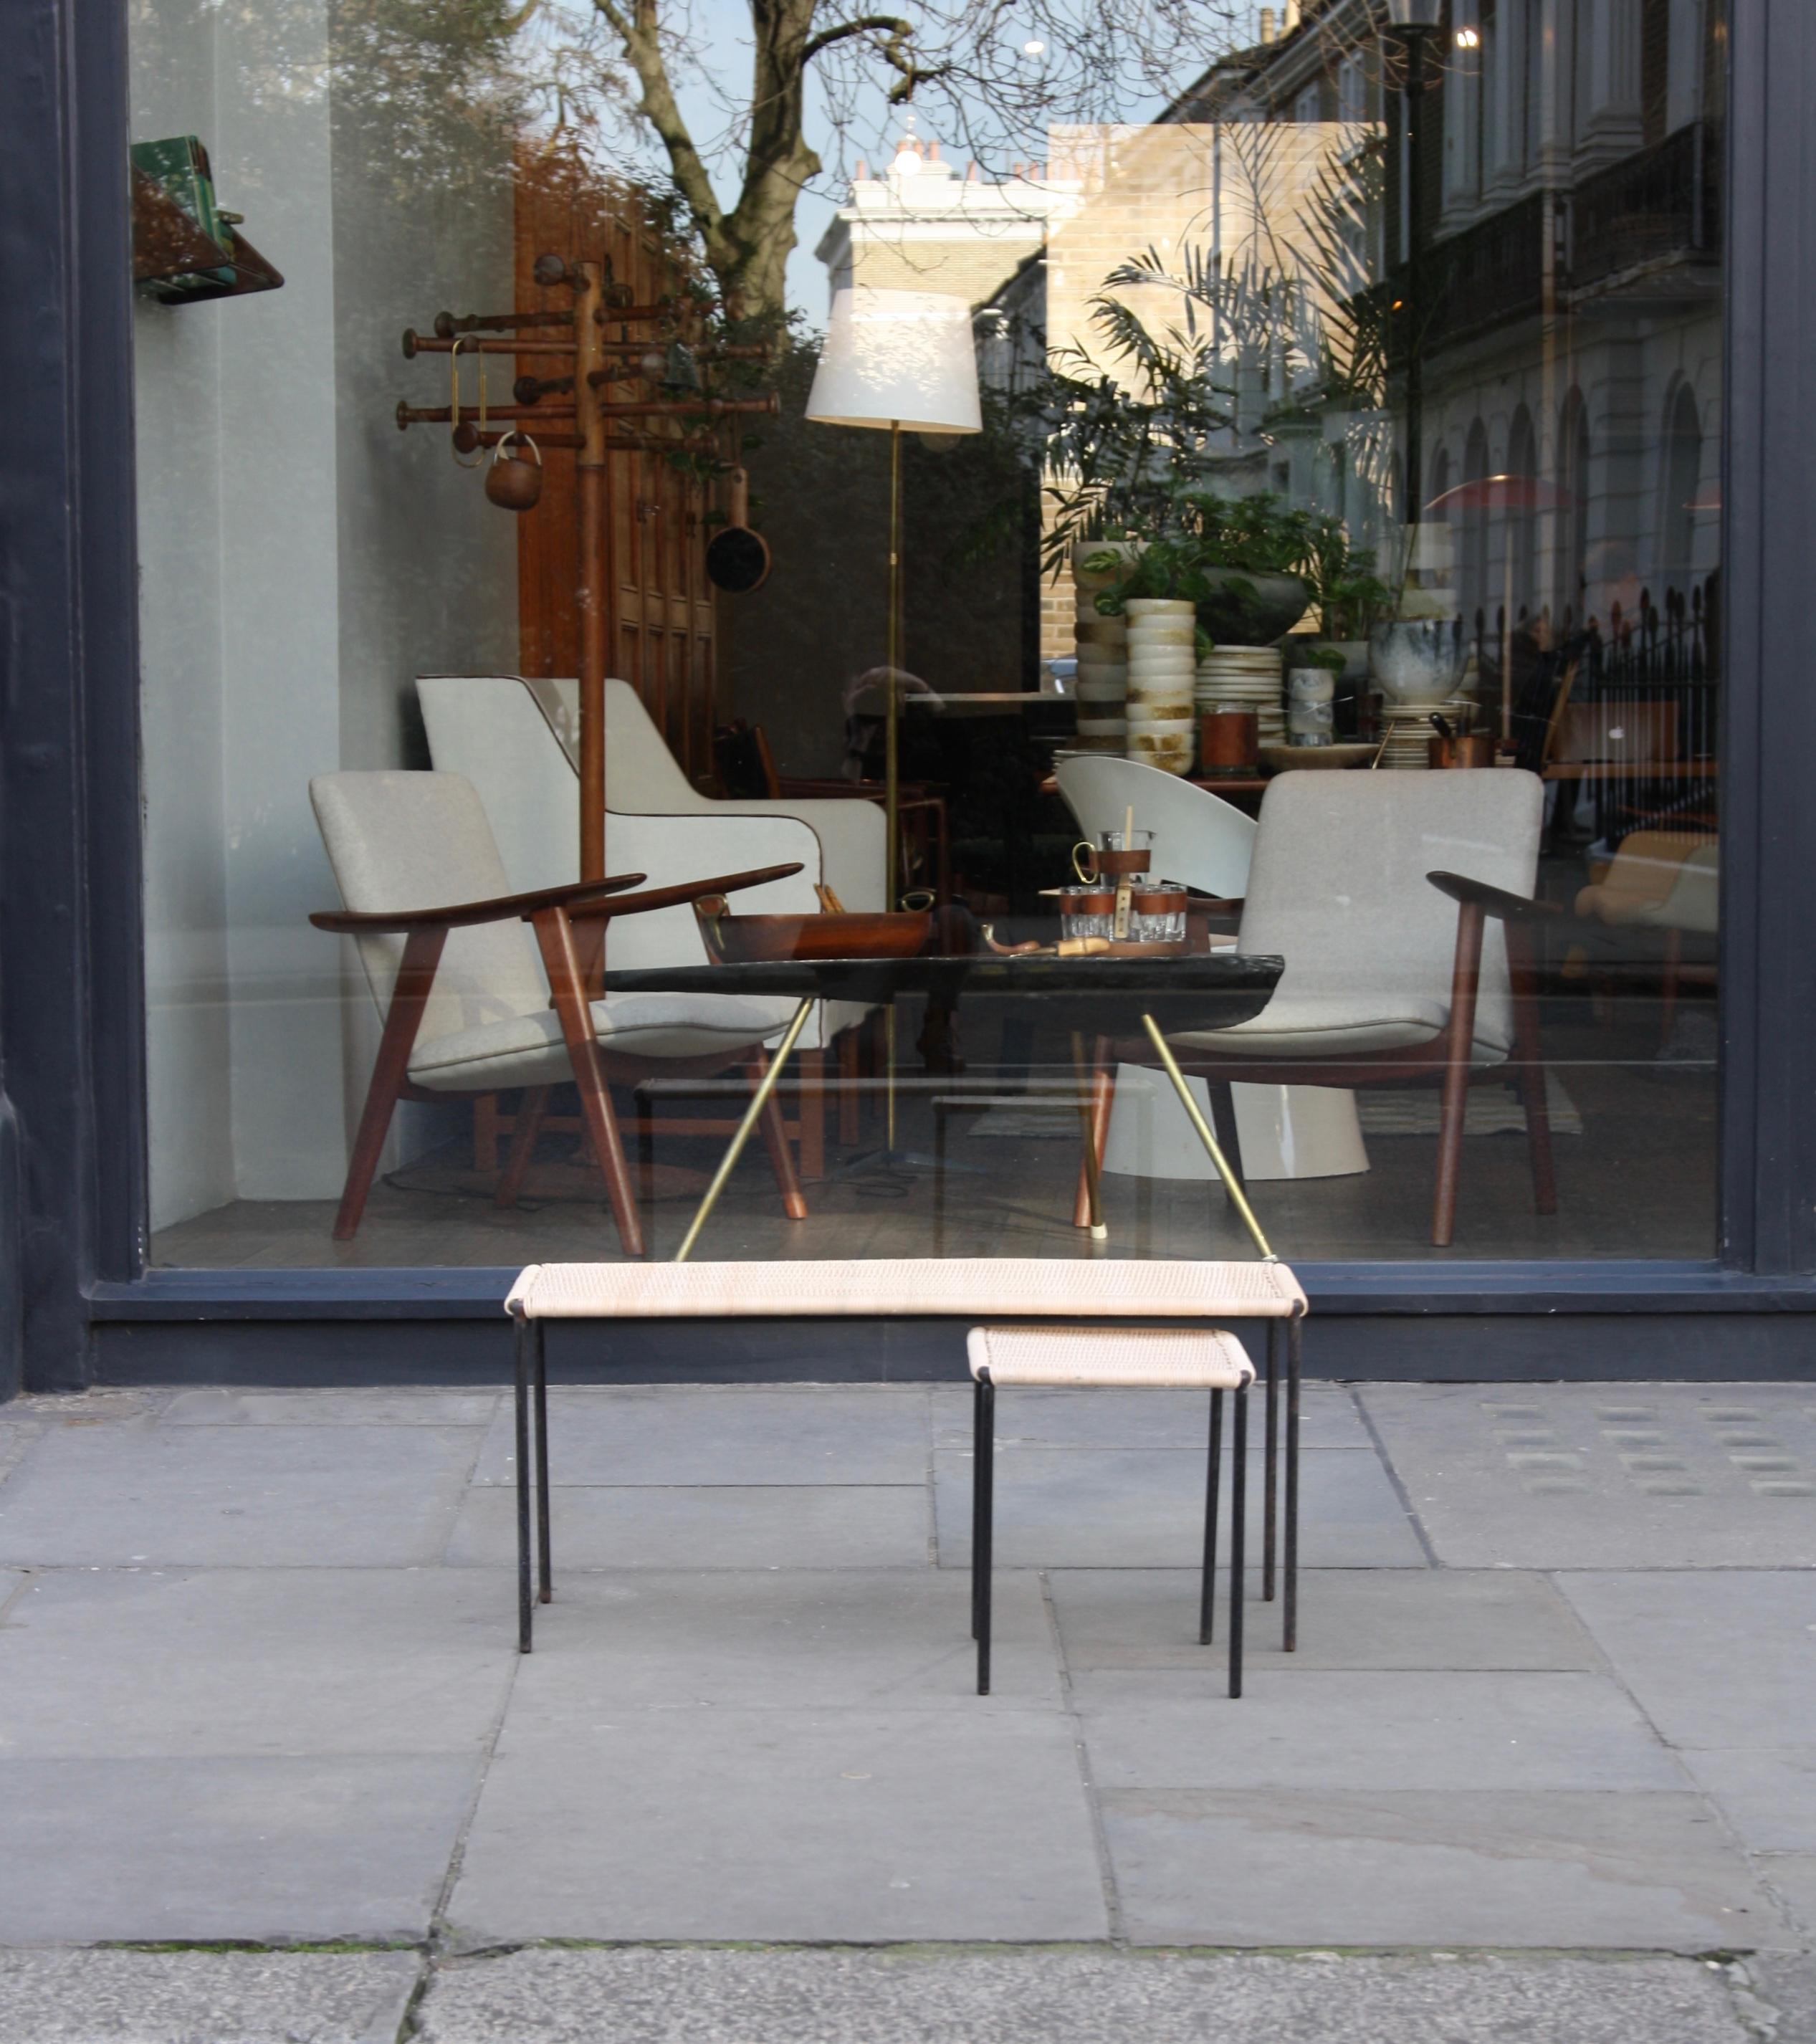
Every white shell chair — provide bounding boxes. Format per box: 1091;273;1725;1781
310;770;810;1258
418;674;882;1170
1053;756;1369;1188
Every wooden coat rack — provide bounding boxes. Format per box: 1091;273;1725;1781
393;252;777;881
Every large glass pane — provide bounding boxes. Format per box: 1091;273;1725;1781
131;0;1724;1267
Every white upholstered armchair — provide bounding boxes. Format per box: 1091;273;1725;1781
310;770;810;1258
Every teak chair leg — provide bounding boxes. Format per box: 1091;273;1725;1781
837;1028;862;1145
1071;1035;1115;1231
333;927;447;1241
472;1094;502;1174
1430;902;1486;1248
747;1047;809;1221
533;907;646;1258
496;1086;553;1209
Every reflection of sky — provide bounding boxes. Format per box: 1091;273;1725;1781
533;0;1261;322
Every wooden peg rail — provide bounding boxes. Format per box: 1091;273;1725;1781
392;252;780;883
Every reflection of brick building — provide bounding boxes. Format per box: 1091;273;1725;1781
814;142;1080;315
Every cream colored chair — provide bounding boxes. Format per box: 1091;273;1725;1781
1575;832;1719;1047
1080;769;1555;1247
1055;755;1370;1190
310;771;809;1258
419;674;880;1168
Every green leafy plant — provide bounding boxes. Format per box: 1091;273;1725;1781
1299;512;1395;639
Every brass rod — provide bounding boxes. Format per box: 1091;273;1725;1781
1138;1015;1276;1262
885;419;901;902
674;998;816;1262
594;302;682;323
584;386;779;416
397;401;574;427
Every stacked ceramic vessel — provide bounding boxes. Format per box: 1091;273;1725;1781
1195;645;1286;750
1369;523;1466;770
1123;598;1198;774
1069;542;1134;753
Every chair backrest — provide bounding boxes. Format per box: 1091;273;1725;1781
309;771;548;1046
1055;755;1256;900
1656;841;1719;933
1241;769;1544;1049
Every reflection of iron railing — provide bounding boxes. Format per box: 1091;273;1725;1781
1382;192;1548;366
1570;121;1721;290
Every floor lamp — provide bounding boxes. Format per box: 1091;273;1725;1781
806;286;981;1167
807;287;981;900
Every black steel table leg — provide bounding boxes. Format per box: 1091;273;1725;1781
1263;1322;1278;1603
1230;1378;1248;1699
1285;1315;1301;1653
513;1310;533;1653
534;1319;552;1605
976;1372;995;1696
1200;1388;1223;1645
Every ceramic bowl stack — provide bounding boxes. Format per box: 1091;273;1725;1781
1122;598;1198;774
1195;646;1286;751
1072;606;1129;755
1376;699;1469;770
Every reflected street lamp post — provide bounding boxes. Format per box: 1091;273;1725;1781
1386;0;1443;522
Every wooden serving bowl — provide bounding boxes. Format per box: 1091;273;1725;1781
694;897;933;963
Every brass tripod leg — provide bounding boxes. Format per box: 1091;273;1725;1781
1139;1013;1276;1263
1069;1030;1108;1241
674;998;816;1264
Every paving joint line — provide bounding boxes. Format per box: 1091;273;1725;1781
1349;1388;1443;1567
1040;1567;1127;1949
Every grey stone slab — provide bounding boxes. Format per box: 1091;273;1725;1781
449;1707;1107;1942
163;1386;499;1428
932;1446;1425;1569
414;1947;1754;2044
494;1570;1058;1718
1050;1567;1604;1672
471;1385;929;1487
1762;1856;1816;1940
1357;1385;1816;1568
930;1382;1370;1451
0;1948;422;2044
1681;1749;1816;1853
0;1567;517;1757
0;1425;479;1567
1744;1954;1816;2044
446;1481;929;1571
1560;1572;1816;1749
0;1755;475;1942
1073;1668;1687;1792
1100;1788;1775;1949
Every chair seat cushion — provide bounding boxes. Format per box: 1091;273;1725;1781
967;1324;1255;1390
507;1256;1307;1322
411;991;796;1090
1171;993;1510;1063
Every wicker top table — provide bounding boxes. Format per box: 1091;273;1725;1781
598;952;1286;1261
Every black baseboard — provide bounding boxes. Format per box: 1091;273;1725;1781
87;1309;1816;1386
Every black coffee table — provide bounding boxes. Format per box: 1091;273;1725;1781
598;952;1285;1261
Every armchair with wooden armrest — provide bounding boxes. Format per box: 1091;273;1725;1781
1078;770;1559;1248
310;770;810;1259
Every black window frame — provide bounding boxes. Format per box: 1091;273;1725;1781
2;0;1812;1393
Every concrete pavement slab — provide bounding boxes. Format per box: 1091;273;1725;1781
1762;1856;1816;1938
446;1481;929;1571
1073;1668;1688;1791
449;1708;1108;1943
162;1387;499;1428
0;1755;475;1942
932;1446;1425;1569
1744;1954;1816;2044
1681;1749;1816;1852
492;1570;1059;1714
1099;1788;1776;1949
930;1382;1370;1451
472;1386;929;1487
0;1567;517;1757
0;1947;422;2044
414;1947;1754;2044
1357;1387;1816;1567
1559;1572;1816;1747
0;1426;480;1567
1049;1567;1603;1672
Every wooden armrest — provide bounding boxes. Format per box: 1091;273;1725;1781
773;777;887;800
310;869;649;935
561;862;805;923
1426;870;1561;923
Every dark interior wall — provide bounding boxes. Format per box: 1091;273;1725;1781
719;345;1035;778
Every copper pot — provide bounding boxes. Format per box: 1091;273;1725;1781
1427;731;1496;769
484;431;543;512
1200;707;1259;774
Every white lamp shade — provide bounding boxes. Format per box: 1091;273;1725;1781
806;287;982;435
